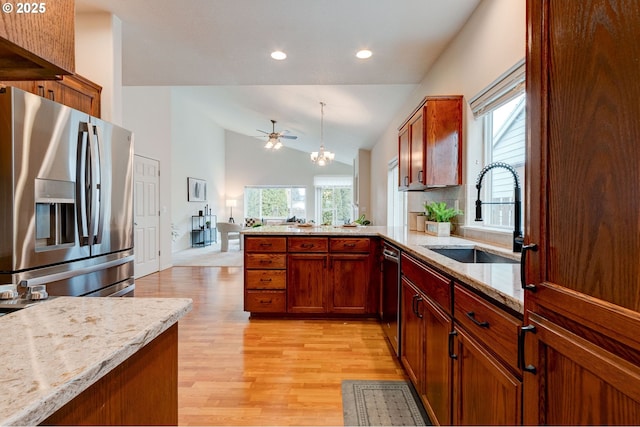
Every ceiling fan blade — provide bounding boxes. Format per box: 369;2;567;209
257;129;269;134
280;135;298;140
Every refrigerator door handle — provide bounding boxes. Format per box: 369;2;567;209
19;255;135;288
76;122;91;245
87;123;104;245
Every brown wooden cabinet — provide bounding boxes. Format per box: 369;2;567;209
398;124;410;189
1;74;102;116
244;237;287;313
0;0;74;79
400;253;453;425
452;328;522;426
286;237;375;315
398;96;463;190
524;0;640;423
452;283;522;425
244;235;377;317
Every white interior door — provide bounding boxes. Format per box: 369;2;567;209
134;155;160;278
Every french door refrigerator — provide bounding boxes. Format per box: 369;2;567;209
0;86;135;297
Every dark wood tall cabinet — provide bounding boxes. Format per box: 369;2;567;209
398;96;463;190
524;0;640;423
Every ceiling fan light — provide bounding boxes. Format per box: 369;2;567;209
265;140;273;149
274;141;282;150
310;151;319;161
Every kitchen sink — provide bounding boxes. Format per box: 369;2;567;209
422;246;519;264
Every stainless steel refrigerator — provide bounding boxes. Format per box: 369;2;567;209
0;86;135;297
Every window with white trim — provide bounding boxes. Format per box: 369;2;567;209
470;60;526;230
314;176;353;225
244;186;306;221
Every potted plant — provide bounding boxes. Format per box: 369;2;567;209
423;201;462;236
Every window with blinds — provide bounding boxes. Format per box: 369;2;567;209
471;60;526;230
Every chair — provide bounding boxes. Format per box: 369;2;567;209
217;222;242;252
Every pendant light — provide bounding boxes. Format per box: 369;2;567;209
310;102;335;166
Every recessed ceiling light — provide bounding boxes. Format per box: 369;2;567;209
271;50;287;60
356;49;373;59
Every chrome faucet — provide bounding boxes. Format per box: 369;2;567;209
475;162;523;252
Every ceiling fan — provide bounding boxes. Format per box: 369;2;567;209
257;120;298;150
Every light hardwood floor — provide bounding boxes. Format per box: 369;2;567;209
135;266;407;426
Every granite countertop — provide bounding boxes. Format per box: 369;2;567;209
243;225;524;314
0;296;192;426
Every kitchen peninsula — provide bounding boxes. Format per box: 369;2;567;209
0;296;192;426
242;225;523;315
243;225;525;425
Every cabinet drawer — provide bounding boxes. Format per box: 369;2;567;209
245;270;286;290
245;253;286;269
330;238;370;253
454;283;521;371
401;253;451;315
245;237;287;252
245;290;286;313
288;237;328;252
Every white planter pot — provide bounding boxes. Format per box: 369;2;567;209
425;221;451;237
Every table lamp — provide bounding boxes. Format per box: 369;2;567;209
226;199;237;223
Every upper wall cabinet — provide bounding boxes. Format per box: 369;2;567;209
0;0;75;79
398;96;463;191
1;74;102;117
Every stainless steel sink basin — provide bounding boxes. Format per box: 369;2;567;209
422;246;519;264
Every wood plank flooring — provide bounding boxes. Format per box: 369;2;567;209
134;266;407;426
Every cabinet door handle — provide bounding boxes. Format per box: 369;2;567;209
466;311;489;328
519;324;537;374
520;243;538;292
448;330;458;359
415;296;423;319
47;89;55;101
37;85;45;97
417;170;423;183
404;176;409;186
411;294;418;316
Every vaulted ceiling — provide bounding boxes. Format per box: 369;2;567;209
76;0;481;163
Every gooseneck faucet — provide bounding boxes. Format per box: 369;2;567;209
475;162;523;252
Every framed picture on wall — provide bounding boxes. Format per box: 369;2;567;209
187;177;207;202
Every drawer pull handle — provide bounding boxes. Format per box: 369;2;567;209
260;243;273;247
259;260;273;264
301;243;315;248
466;311;489;328
260;278;272;282
344;243;356;248
259;299;272;304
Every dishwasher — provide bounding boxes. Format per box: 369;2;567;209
381;242;401;357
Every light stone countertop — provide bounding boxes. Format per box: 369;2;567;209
0;296;192;426
243;225;524;314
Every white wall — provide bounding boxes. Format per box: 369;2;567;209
225;130;352;223
370;0;526;229
75;12;123;124
170;90;226;252
121;87;173;270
